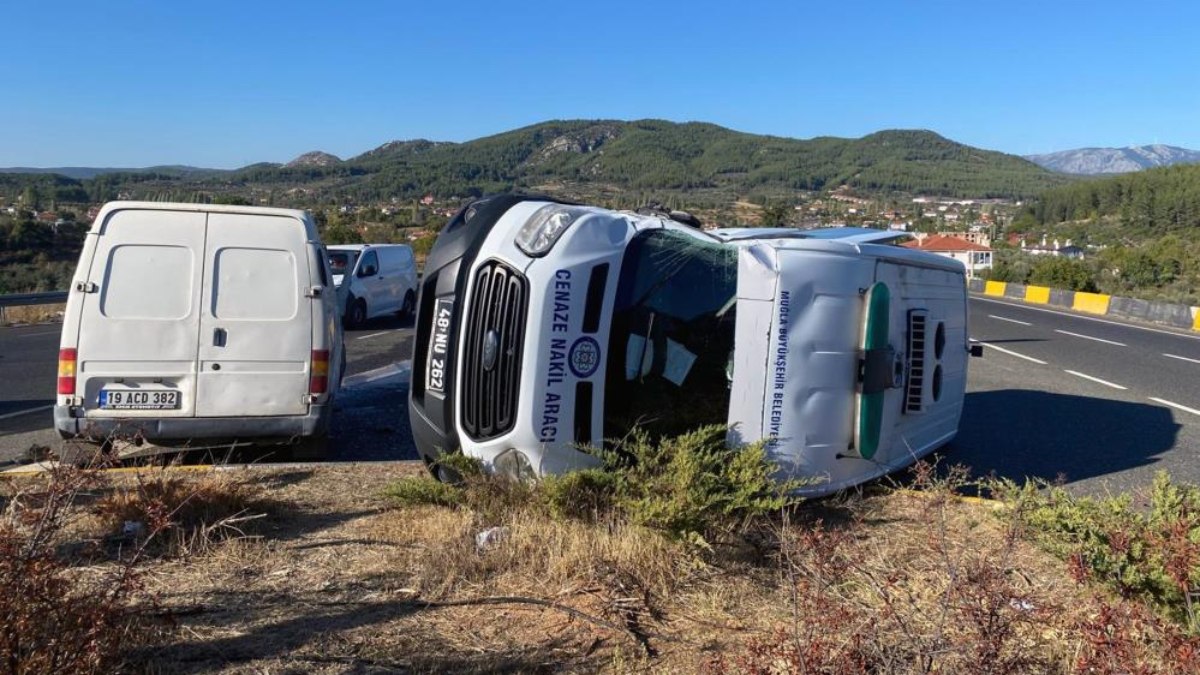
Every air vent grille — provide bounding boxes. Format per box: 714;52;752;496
905;310;928;413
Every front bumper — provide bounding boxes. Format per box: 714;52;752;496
53;404;331;441
408;193;574;465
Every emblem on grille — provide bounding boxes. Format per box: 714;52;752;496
482;329;500;371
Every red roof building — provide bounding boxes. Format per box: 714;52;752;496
902;235;993;278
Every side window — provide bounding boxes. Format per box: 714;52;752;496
358;250;379;277
402;247;414;269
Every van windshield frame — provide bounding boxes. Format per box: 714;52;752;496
603;228;739;441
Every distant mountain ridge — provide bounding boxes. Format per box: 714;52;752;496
0;119;1068;203
1025;144;1200;175
0;165;222;180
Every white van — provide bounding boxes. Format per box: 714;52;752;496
327;244;418;327
54;201;345;454
409;195;979;496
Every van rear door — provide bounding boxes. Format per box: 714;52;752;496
194;213;312;417
74;209;205;418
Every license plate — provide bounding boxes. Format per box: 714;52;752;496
99;389;181;410
426;297;454;394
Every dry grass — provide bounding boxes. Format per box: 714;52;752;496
0;302;64;326
5;462;1199;673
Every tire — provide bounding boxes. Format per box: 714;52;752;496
399;290;416;319
345;297;367;329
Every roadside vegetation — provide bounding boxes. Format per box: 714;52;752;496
4;432;1200;673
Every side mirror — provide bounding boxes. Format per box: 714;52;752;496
359;265;377;278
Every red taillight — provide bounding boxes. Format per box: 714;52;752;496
58;348;77;395
309;349;329;394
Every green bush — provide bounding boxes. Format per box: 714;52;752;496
995;471;1200;627
384;425;802;545
382;477;462;508
597;425;803;543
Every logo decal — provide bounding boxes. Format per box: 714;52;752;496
481;329;500;371
568;337;601;378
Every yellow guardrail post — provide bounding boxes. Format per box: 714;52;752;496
984;280;1007;297
1072;292;1111;315
1024;286;1050;304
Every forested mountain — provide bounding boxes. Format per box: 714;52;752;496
0;165;221;180
0;120;1065;205
1026;145;1200;175
1031;163;1200;234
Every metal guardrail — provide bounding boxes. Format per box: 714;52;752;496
0;291;69;308
0;291;68;324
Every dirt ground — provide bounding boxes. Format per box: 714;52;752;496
6;462;1190;674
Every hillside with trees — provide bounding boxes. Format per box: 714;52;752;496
994;164;1200;304
0;120;1066;208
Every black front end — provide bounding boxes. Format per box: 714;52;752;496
408;193;571;469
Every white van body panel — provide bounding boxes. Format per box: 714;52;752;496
73;208;207;419
432;200;968;496
56;201;343;442
196;212;312;417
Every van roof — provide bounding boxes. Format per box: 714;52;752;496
90;201;311;233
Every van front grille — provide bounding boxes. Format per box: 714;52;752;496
905;310;928;413
461;260;528;441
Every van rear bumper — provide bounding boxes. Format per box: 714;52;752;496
53;404;331;441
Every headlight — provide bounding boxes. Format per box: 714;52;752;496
515;204;590;257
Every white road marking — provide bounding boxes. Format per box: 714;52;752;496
1149;397;1200;417
973;340;1047;365
341;360;412;388
1164;353;1200;365
355;331;390;341
972;296;1200;342
1064;370;1127;390
984;314;1032;324
17;330;59;338
0;404;53;421
1054;329;1126;347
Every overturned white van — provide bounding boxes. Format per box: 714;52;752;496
54;202;345;454
409;194;976;496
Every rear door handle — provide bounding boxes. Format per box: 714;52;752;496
213;327;227;347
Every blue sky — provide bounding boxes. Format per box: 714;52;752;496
2;0;1198;167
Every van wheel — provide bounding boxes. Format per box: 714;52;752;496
399;290;415;319
346;298;367;328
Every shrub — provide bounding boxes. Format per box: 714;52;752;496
93;471;272;556
0;467;151;674
384;425;802;544
597;425;803;543
994;471;1200;628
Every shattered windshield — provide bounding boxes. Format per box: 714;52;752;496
604;229;738;441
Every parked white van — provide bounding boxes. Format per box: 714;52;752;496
327;244;419;327
54;201;345;455
409;194;980;496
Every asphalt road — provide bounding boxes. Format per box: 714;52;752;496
4;297;1200;496
950;295;1200;496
